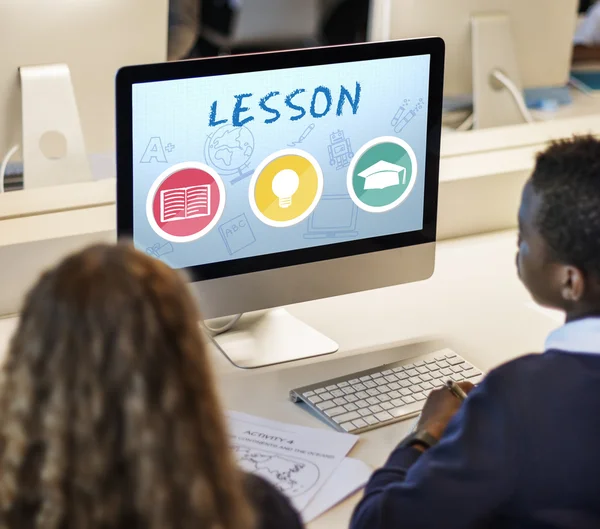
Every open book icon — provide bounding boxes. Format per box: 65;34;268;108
160;185;211;223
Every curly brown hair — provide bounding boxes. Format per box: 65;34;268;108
0;243;255;529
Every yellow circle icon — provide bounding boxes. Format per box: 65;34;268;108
249;149;324;227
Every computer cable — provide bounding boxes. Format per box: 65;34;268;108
0;144;20;193
491;70;535;124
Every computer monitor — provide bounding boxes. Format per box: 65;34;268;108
116;38;444;368
368;0;579;129
0;0;168;189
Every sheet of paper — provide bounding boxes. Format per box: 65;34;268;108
302;457;372;523
227;411;358;512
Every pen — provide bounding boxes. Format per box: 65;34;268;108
445;379;468;401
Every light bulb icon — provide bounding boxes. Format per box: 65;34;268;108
272;169;300;208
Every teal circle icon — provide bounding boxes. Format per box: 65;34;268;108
347;136;418;213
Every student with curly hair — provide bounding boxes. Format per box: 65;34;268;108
0;243;302;529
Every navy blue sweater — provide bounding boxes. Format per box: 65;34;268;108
351;350;600;529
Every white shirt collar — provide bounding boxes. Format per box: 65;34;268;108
545;317;600;355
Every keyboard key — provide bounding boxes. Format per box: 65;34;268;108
416;366;429;374
340;421;357;432
334;397;347;406
370;404;383;413
304;390;315;397
359;375;372;382
413;392;426;401
445;353;457;359
378;384;390;393
325;406;346;417
434;354;446;361
334;411;361;424
343;387;356;395
366;397;380;406
388;382;401;391
420;381;433;390
326;385;338;391
382;370;393;376
390;401;424;417
437;360;449;368
364;381;377;389
315;388;326;394
429;369;441;378
338;381;349;388
409;377;422;385
380;401;393;410
388;390;401;399
398;372;409;381
424;358;437;364
377;394;391;403
321;392;333;400
317;401;335;411
451;365;463;373
346;394;358;403
344;403;358;412
400;379;412;388
466;374;484;384
352;418;368;429
367;388;380;397
356;400;370;409
359;408;371;417
356;391;369;399
406;369;419;377
307;395;323;404
331;389;345;398
414;361;425;367
349;378;360;384
400;388;412;397
385;375;398;383
419;373;432;382
365;415;379;425
392;366;404;373
402;395;416;404
354;383;367;391
441;368;453;376
375;411;393;422
462;368;480;378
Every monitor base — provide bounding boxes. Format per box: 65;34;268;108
210;308;339;369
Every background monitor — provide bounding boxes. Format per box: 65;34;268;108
0;0;168;188
368;0;579;128
116;39;444;367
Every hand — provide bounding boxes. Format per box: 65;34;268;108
416;382;474;441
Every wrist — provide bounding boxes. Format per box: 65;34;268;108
400;429;439;452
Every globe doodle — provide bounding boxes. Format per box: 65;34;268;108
205;124;255;183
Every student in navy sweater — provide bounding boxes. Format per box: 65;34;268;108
350;135;600;529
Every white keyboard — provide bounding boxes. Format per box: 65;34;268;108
290;349;483;434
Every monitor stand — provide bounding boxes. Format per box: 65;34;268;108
20;63;93;189
471;13;529;129
209;308;339;369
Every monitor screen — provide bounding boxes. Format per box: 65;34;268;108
130;52;431;271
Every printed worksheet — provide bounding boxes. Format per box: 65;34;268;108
227;411;358;512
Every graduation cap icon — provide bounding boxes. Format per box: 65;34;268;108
358;160;407;190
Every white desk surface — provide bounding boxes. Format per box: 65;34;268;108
0;230;561;528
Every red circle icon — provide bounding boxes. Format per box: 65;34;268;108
146;162;226;242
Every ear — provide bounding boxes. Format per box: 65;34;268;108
560;265;586;302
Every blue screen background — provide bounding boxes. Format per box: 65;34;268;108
132;54;431;268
